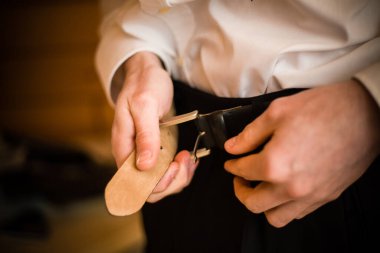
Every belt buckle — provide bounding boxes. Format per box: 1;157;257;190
160;110;211;161
160;106;243;161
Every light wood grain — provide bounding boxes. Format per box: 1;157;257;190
104;123;178;216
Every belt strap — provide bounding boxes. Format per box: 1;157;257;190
196;89;303;150
173;81;305;154
104;81;306;217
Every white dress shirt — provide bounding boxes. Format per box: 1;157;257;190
95;0;380;106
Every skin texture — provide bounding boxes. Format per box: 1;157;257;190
113;51;380;225
224;81;380;227
112;52;196;202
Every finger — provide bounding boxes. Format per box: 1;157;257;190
264;200;311;228
165;150;197;190
112;100;136;168
233;178;291;214
130;95;161;170
147;150;197;203
152;162;179;193
224;110;276;155
225;135;290;183
295;202;322;220
147;188;170;203
180;151;199;186
225;152;268;181
187;159;198;185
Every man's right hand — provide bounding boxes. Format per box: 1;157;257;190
112;51;198;202
112;51;173;170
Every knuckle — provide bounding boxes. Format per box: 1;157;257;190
265;98;286;121
132;92;157;109
262;151;289;183
135;129;151;140
238;124;255;142
136;129;159;144
285;181;310;199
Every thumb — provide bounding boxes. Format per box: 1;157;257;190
224;110;275;155
131;98;161;170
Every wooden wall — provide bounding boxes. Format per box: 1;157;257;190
0;0;113;149
0;2;146;253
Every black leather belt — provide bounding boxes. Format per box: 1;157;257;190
164;81;305;160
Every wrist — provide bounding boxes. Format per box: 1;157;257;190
124;51;163;73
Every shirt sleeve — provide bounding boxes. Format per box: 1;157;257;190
95;0;177;106
355;61;380;108
354;35;380;108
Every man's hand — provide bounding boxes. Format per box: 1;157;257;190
112;51;197;202
147;150;198;203
224;80;380;228
113;51;173;169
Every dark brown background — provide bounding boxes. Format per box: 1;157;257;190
0;1;145;252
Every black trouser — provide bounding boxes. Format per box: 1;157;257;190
142;80;379;253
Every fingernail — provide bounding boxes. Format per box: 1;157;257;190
137;150;152;165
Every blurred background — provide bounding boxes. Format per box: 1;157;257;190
0;0;146;252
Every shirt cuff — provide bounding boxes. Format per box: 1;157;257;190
95;28;173;106
354;61;380;108
95;16;176;105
